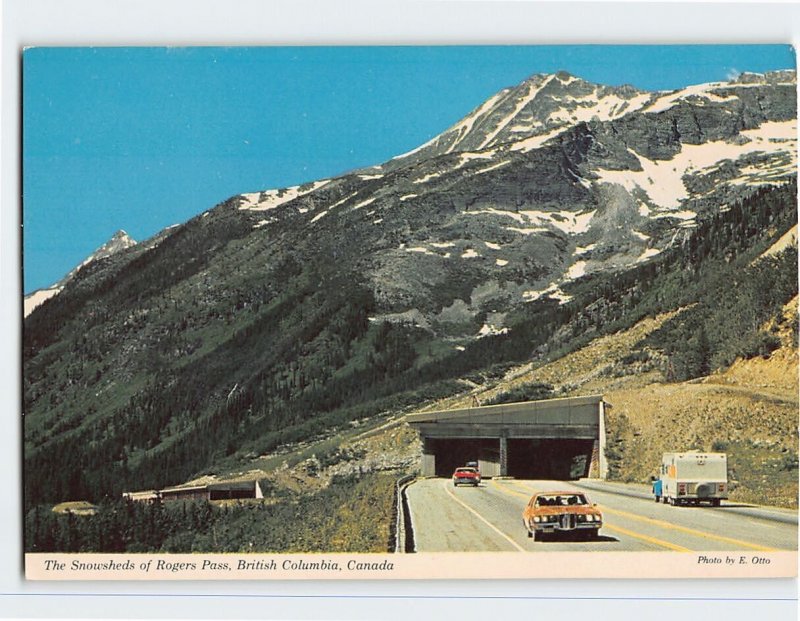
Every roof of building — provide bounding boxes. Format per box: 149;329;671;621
159;484;209;494
406;394;606;425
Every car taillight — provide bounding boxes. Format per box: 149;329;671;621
678;483;686;495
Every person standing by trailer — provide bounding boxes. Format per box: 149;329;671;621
652;476;663;502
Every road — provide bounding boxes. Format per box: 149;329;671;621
405;478;798;552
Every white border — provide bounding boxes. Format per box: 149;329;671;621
2;1;799;619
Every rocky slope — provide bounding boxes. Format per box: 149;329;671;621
233;70;796;330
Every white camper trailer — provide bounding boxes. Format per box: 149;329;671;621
658;452;728;506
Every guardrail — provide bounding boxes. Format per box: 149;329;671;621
394;474;416;553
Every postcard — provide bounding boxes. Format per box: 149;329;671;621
21;44;798;581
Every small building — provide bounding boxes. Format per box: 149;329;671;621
123;480;263;503
208;481;264;501
159;484;212;502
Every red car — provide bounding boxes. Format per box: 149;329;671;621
452;467;481;487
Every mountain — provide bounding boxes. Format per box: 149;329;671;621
23;230;137;317
22;70;798;507
236;70;795;319
380;71;653;167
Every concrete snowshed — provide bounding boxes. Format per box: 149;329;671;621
406;395;609;479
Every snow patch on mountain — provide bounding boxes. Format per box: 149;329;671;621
446;90;508;154
309;188;378;222
641;82;738;114
508;226;550;236
478;323;509;337
548;91;653;124
458;151;496;167
523;283;572;305
549;210;596;235
473;160;514;175
327;192;358;211
478;75;555;149
239;180;330;212
465;207;595;238
414;172;442;184
351;197;377;211
406;246;438;256
594;120;797;209
636;247;662;262
468;207;526;224
61;231;138;282
566;260;588;280
24;288;62;317
508;127;566;152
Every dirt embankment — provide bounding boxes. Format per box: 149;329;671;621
602;300;796;507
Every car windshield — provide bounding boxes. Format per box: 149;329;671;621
535;494;587;507
455;468;477;474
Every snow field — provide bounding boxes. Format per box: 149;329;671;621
239;179;330;212
595;120;797;210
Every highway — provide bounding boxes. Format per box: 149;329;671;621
405;478;798;552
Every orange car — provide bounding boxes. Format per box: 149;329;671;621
522;491;602;541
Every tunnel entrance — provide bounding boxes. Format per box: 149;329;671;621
429;437;595;479
506;438;595;480
431;438;497;477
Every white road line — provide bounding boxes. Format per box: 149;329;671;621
442;480;526;552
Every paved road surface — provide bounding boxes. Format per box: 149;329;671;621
406;478;798;552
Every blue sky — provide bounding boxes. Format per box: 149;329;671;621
23;45;795;293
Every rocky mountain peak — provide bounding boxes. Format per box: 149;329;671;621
86;230;137;263
382;71;656;168
24;229;138;317
733;70;796;85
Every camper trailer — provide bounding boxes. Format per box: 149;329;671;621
656;452;728;507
